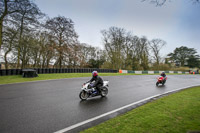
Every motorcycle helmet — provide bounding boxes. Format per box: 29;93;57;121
92;71;98;77
161;72;165;75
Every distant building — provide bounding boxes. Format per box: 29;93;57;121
165;57;189;67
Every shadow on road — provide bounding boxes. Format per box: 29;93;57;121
78;97;108;108
156;85;167;89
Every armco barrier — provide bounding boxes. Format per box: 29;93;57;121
142;71;148;74
154;71;159;74
148;71;154;74
169;71;174;74
0;68;118;76
122;70;128;73
178;71;182;74
127;70;135;73
174;71;178;73
0;69;192;76
135;71;142;74
159;71;163;74
120;70;192;75
165;71;169;73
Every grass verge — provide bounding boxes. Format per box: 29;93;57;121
0;73;135;85
81;86;200;133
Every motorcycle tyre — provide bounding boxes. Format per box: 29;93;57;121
100;87;108;97
162;80;166;86
79;90;89;100
156;82;159;86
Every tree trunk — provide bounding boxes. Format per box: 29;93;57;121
0;20;3;54
46;59;50;68
22;45;26;69
17;14;25;69
33;54;37;68
42;55;45;68
4;52;8;69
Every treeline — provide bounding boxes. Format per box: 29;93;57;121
0;0;199;70
0;0;104;69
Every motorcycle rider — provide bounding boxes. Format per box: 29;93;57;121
86;71;103;94
160;72;166;82
160;72;166;78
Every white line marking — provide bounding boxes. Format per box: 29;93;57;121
54;84;200;133
54;94;161;133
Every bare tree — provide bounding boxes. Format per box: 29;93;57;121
0;0;40;55
0;0;21;54
65;43;81;68
122;32;134;69
2;26;18;69
29;34;40;68
45;16;78;69
101;27;125;70
149;39;166;65
29;31;55;68
136;37;150;70
78;43;91;67
77;43;102;68
142;0;199;6
101;26;152;70
11;0;43;68
43;35;55;68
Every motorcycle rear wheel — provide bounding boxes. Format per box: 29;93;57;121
79;91;89;100
101;87;108;97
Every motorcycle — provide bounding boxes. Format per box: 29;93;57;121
79;81;109;100
156;76;167;86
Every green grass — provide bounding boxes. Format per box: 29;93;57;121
0;73;135;85
0;72;192;85
81;86;200;133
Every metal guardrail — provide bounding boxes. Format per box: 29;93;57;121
126;70;190;74
0;68;118;76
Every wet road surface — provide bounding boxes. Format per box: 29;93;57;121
0;75;199;133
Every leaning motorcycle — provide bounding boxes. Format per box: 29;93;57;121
156;76;167;86
79;81;109;100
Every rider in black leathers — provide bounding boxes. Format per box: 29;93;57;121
160;72;166;78
160;72;166;82
87;71;103;94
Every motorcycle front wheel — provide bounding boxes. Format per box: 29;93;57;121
101;87;108;97
79;90;89;100
156;82;159;86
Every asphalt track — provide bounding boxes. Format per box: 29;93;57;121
0;75;200;133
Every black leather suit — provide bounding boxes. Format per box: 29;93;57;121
88;75;103;92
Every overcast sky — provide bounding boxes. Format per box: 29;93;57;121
34;0;200;57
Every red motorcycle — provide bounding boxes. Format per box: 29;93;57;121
156;76;167;86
